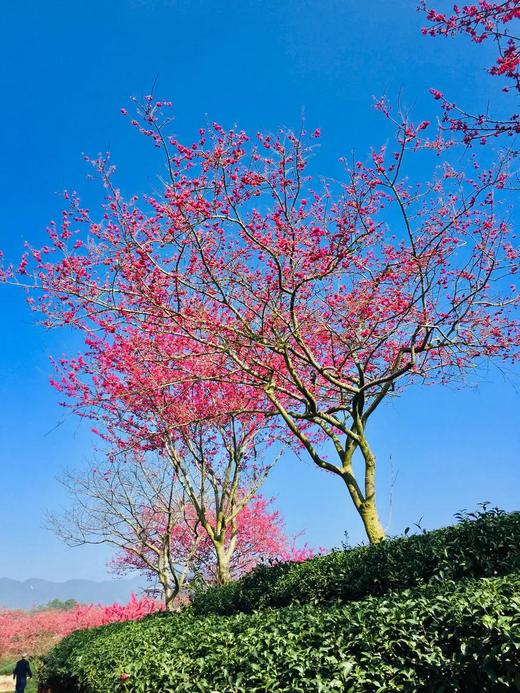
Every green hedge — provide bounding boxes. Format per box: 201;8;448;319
191;508;520;616
42;574;520;692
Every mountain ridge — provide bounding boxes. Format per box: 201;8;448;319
0;576;146;609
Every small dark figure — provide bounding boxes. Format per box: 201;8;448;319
12;653;32;693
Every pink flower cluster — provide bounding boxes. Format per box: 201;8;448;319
110;496;315;584
420;1;519;143
0;595;162;656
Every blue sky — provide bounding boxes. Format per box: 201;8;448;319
0;0;518;582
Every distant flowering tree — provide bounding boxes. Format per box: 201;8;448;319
48;455;198;610
50;453;307;608
1;94;518;544
419;1;520;143
0;595;161;656
42;297;283;585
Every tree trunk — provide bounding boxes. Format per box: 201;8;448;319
356;435;385;543
359;501;385;543
214;541;232;584
159;574;178;611
341;457;385;543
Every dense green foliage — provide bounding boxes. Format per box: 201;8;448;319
42;574;520;692
34;599;79;612
40;510;520;691
191;508;520;616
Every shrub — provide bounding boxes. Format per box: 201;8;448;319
191;508;520;615
42;573;520;692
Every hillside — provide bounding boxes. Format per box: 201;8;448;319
40;510;520;692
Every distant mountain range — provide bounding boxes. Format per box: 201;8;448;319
0;576;146;610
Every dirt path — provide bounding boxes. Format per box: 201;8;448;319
0;675;13;693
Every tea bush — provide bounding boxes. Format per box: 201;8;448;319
42;573;520;692
191;508;520;616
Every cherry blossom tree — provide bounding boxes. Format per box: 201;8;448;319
40;286;282;584
50;451;306;608
111;495;314;589
419;1;519;143
2;96;518;544
48;455;197;610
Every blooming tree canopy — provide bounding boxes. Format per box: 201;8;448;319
110;495;313;589
3;97;517;544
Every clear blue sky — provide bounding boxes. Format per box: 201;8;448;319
0;0;518;582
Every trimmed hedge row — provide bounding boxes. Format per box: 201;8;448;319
42;574;520;692
191;508;520;616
